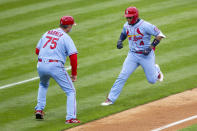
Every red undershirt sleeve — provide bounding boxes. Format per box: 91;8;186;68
69;53;77;76
36;48;40;55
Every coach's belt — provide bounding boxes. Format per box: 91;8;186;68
38;58;58;63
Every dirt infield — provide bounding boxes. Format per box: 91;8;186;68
67;88;197;131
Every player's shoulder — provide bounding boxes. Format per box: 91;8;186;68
139;19;149;26
141;20;156;27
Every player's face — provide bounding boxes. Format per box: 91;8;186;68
126;16;134;24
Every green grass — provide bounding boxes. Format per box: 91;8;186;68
180;124;197;131
0;0;197;130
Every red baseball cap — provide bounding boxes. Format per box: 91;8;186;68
60;16;76;26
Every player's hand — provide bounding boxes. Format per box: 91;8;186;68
71;75;77;82
117;40;123;49
142;47;152;56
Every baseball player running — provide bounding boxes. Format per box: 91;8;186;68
101;7;166;106
34;16;80;124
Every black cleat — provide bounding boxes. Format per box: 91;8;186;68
35;110;44;119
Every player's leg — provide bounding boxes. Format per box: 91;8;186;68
155;64;164;82
102;52;139;105
140;51;161;84
35;76;50;110
50;63;79;123
35;65;50;119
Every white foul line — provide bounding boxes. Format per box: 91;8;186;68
0;66;71;90
152;115;197;131
0;77;40;90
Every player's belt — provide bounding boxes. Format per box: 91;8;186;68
38;58;58;62
134;51;143;54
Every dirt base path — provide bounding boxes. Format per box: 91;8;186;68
67;88;197;131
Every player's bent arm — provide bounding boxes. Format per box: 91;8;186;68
69;53;77;82
150;32;166;49
157;31;166;39
120;32;127;41
143;32;166;55
117;32;127;49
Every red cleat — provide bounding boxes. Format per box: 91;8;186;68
66;118;80;124
35;110;44;119
101;98;113;106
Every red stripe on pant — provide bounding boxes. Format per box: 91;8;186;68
64;69;76;117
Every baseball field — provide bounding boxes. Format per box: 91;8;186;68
0;0;197;131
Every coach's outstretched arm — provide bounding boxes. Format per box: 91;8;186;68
117;31;127;49
69;53;78;82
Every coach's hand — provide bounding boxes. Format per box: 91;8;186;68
71;75;77;82
142;47;152;56
117;40;123;49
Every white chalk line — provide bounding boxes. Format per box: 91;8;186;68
152;115;197;131
0;66;71;90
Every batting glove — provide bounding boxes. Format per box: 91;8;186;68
117;40;123;49
142;47;152;56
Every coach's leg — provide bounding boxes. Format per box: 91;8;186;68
63;71;77;120
51;64;76;120
108;52;139;103
140;51;160;84
35;71;50;110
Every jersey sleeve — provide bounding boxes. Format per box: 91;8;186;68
121;22;128;36
64;37;78;56
36;34;46;49
145;22;160;37
36;38;42;49
69;54;77;76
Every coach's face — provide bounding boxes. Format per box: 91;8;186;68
126;16;133;24
66;25;73;33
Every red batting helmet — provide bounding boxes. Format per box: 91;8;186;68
60;16;76;26
124;7;139;24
